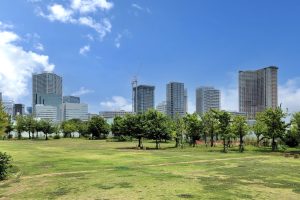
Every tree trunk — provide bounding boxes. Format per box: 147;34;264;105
204;135;207;147
272;136;276;151
138;137;142;148
28;131;31;139
45;133;48;140
223;138;227;153
210;134;214;147
156;139;159;149
18;132;21;140
175;138;179;148
256;136;260;147
239;134;244;152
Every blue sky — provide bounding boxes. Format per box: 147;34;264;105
0;0;300;113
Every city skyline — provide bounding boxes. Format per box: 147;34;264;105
0;1;300;114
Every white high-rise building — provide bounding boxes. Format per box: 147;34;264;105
166;82;185;118
156;101;167;115
196;87;220;115
35;104;58;122
61;103;88;121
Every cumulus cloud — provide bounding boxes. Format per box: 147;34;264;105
71;0;113;13
0;23;55;101
100;96;132;111
37;0;113;40
79;45;90;55
72;86;94;96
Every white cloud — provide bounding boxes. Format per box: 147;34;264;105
37;1;113;39
72;86;94;96
100;96;132;111
0;25;55;101
71;0;113;13
85;34;94;41
78;17;111;39
79;45;90;55
279;77;300;114
131;3;151;15
132;3;143;10
34;42;44;51
0;21;14;30
114;33;122;48
40;4;75;23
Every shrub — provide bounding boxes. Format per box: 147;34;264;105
53;134;61;139
0;152;12;180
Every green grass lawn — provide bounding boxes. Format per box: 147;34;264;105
0;139;300;200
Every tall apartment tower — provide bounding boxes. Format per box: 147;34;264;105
32;72;62;120
133;85;155;113
196;87;220;115
184;89;188;114
166;82;185;118
239;66;278;119
156;101;167;115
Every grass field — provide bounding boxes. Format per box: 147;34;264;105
0;139;300;200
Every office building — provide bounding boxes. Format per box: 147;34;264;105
63;96;80;104
13;104;25;117
133;85;155;113
61;103;88;121
35;104;58;122
27;107;33;115
32;72;62;120
239;66;278;119
184;89;188;114
196;87;220;115
166;82;185;118
99;110;134;119
3;100;14;117
156;101;167;115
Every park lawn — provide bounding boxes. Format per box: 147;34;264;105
0;139;300;200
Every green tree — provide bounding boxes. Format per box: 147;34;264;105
111;116;125;138
15;116;26;140
183;113;203;147
78;121;89;138
259;107;287;151
286;112;300;147
144;109;170;149
0;103;8;138
61;120;77;138
122;114;146;148
24;116;36;139
0;152;12;180
88;116;110;139
214;110;232;152
252;113;268;146
203;110;220;147
231;115;249;152
39;120;53;140
172;114;185;148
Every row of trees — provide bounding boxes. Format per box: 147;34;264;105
1;102;300;152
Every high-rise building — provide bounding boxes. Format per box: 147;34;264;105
133;85;155;113
99;110;134;119
32;72;62;120
35;104;58;122
63;96;80;104
13;104;25;118
27;107;33;115
184;89;188;114
196;87;220;115
166;82;185;118
3;100;14;118
239;66;278;119
156;101;167;115
60;103;88;121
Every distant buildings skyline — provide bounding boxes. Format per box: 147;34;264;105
166;82;185;118
133;85;155;114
